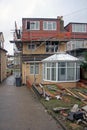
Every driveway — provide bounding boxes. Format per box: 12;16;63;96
0;75;63;130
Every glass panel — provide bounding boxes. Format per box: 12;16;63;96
48;22;52;30
72;24;86;32
53;22;56;30
58;62;66;67
47;63;51;67
30;63;39;74
30;21;40;30
43;21;47;30
28;44;36;49
51;68;56;81
76;68;80;80
52;63;56;67
58;68;66;81
30;65;34;74
43;21;56;30
76;62;80;67
67;62;75;67
47;68;50;80
35;64;39;74
67;68;74;80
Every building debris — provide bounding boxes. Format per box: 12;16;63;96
70;104;79;113
78;92;87;100
67;105;87;126
53;107;69;113
55;95;62;100
82;105;87;112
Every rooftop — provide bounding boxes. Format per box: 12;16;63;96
42;52;79;62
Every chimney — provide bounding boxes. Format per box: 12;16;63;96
57;16;64;32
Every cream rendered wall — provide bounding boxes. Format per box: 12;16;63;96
23;43;46;54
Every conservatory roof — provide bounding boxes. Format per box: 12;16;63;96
42;52;79;62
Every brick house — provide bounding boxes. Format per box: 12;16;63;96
0;32;7;82
21;16;71;86
11;17;87;87
64;23;87;59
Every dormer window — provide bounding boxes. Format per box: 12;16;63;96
27;21;40;30
72;24;86;33
43;21;57;30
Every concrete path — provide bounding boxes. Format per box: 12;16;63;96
0;75;63;130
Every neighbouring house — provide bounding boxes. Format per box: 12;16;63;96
65;23;87;60
65;23;87;79
0;32;7;82
7;55;14;68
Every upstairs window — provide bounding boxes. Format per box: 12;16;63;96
46;41;58;52
28;43;36;50
67;40;84;50
72;24;87;32
27;21;40;30
43;21;57;30
28;43;40;50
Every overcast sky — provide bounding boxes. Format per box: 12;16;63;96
0;0;87;55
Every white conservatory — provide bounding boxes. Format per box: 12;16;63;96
42;53;80;82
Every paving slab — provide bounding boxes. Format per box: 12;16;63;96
0;75;63;130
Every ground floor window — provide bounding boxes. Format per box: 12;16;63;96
43;62;80;82
30;63;39;74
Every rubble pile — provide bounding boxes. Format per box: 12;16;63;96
67;104;87;126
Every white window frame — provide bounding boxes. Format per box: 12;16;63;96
30;63;39;74
43;62;80;82
72;24;87;33
28;43;36;50
27;21;40;30
46;42;58;52
43;21;57;30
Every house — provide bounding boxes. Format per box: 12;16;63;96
0;32;7;82
64;23;87;59
11;16;87;87
21;16;71;85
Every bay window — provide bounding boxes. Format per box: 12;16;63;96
43;61;80;82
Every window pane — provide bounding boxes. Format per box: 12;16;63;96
52;63;56;67
30;21;40;30
51;68;56;81
53;22;56;30
72;24;86;32
47;63;51;67
47;68;50;80
35;65;39;74
67;62;75;67
30;63;39;74
76;68;80;80
28;44;36;50
58;68;66;81
43;21;56;30
67;68;74;80
30;65;34;74
48;22;52;30
58;62;66;67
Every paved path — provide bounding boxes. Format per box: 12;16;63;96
0;75;63;130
